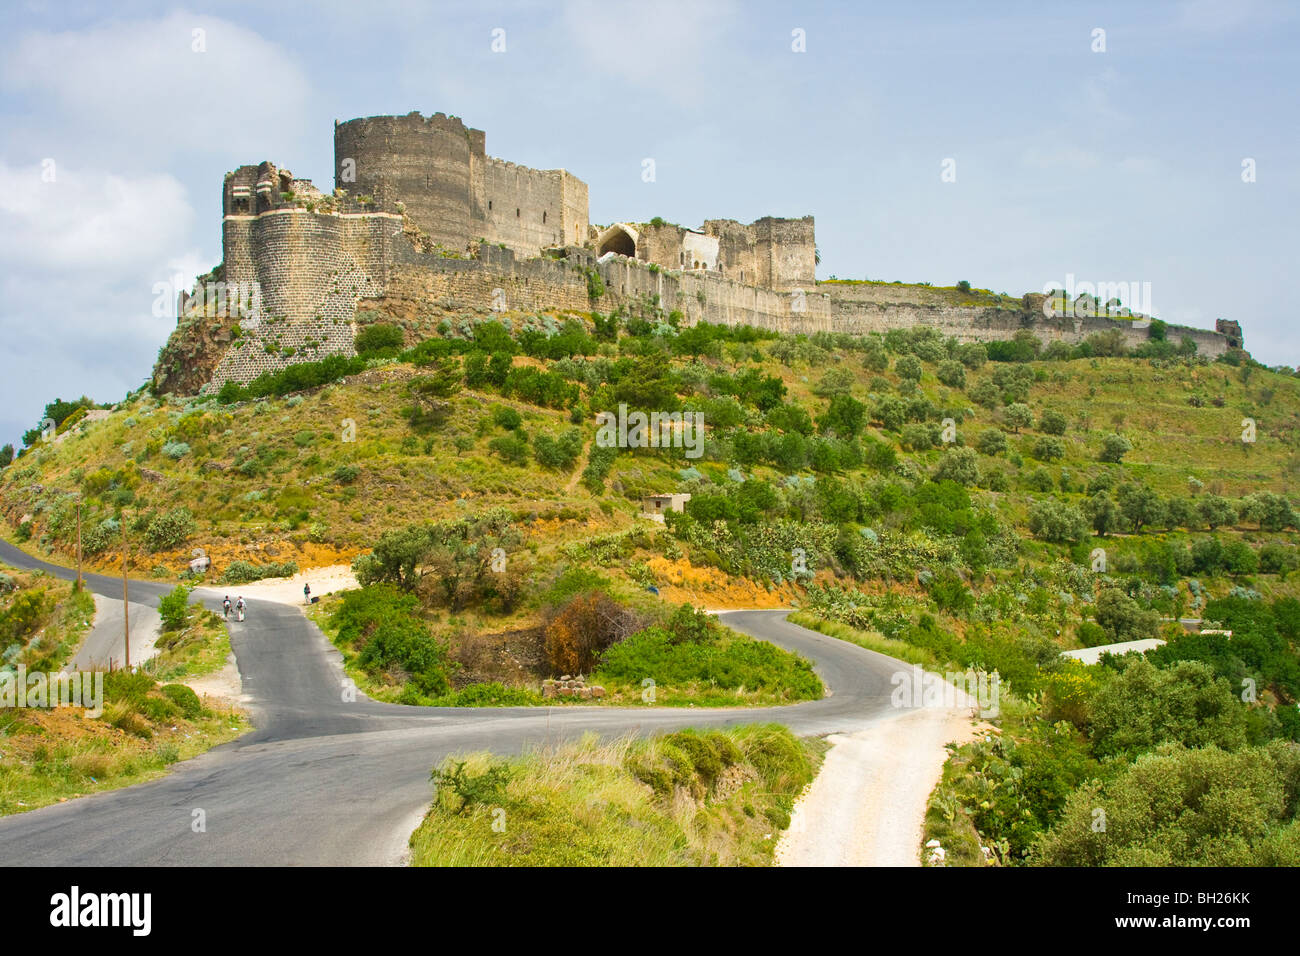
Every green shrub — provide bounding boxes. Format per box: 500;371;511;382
489;434;530;466
158;584;191;632
160;683;204;718
144;507;197;552
354;323;405;356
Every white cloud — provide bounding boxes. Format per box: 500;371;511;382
0;160;195;273
0;159;205;445
2;10;311;160
559;0;741;101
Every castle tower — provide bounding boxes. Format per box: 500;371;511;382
333;111;589;258
335;112;484;251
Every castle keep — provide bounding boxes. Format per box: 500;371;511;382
154;110;1237;394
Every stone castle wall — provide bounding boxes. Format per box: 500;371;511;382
332;112;587;259
172;110;1235;393
192;218;1232;391
826;284;1230;358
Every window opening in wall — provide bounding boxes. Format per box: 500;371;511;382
542;211;547;224
488;200;492;210
516;208;520;218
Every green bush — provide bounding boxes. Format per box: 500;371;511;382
489;434;530;466
354;323;405;356
218;560;298;585
144;507;197;552
595;627;822;699
160;683;204;718
158;584;191;632
1032;741;1300;866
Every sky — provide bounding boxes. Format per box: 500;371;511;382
1;0;1297;447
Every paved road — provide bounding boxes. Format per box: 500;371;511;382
71;595;161;671
0;541;914;865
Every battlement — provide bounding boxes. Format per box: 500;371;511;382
151;108;1240;395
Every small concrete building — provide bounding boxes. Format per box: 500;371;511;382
640;493;691;522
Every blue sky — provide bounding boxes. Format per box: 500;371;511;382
1;0;1297;447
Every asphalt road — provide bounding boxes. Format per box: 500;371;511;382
0;541;915;865
71;595;161;671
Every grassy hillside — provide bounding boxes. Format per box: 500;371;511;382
4;304;1300;862
409;725;823;866
0;566;247;815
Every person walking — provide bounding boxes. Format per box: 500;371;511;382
303;582;311;604
235;596;245;622
223;595;232;619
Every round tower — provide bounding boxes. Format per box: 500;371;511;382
334;112;484;251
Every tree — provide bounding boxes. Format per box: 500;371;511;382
1084;492;1121;536
1028;498;1090;543
933;447;981;486
862;342;889;372
1117;482;1165;532
870;395;907;431
1033;436;1066;461
894;354;923;382
1039;409;1068;435
1239;492;1297;531
1004;403;1033;433
1094;588;1160;644
936;360;966;389
1163;496;1197;530
0;444;12;468
1198;494;1238;531
813;365;856;397
970;379;1000;409
819;394;866;438
1098;433;1132;464
1088;657;1246;757
977;428;1008;457
958;342;988;369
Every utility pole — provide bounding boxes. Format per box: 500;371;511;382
121;516;130;670
75;495;83;590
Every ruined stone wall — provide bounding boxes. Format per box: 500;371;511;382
377;243;590;321
560;172;589;248
334;112;480;250
825;284;1229;358
635;221;688;268
753;216;816;290
479;158;575;256
210;208;400;389
594;252;827;331
333;112;590;260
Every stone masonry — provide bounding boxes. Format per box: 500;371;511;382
152;110;1240;394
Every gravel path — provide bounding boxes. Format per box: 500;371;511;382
776;694;983;866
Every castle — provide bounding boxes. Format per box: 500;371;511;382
153;111;1239;394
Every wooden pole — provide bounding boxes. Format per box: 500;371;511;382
122;517;130;670
75;497;83;589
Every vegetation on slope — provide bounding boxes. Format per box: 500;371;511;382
409;725;822;866
0;568;246;816
4;297;1300;861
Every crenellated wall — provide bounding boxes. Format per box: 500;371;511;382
164;111;1238;395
